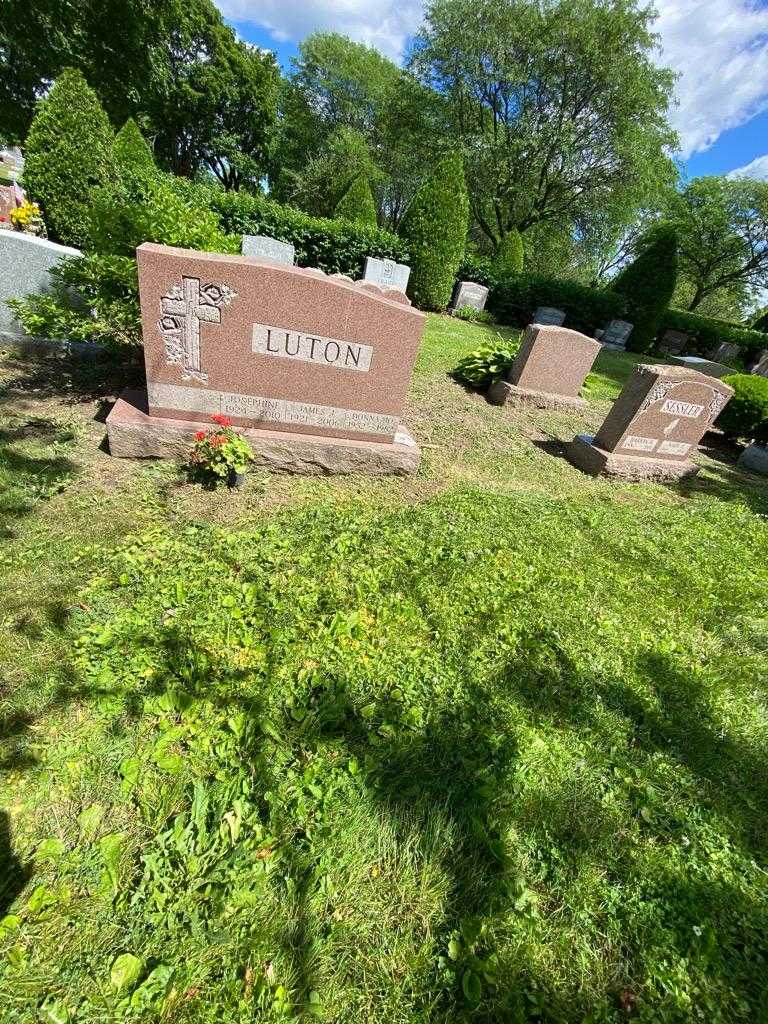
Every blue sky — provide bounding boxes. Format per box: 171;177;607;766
219;0;768;182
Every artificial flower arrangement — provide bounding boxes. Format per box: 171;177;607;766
188;413;254;488
10;200;46;236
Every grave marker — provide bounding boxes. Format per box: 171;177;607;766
599;319;633;350
106;243;426;475
566;363;733;481
242;234;295;265
487;324;601;410
451;281;489;312
532;306;566;326
363;256;410;293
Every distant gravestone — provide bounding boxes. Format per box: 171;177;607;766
738;443;768;475
751;350;768;376
106;242;426;476
566;363;733;481
242;234;295;265
670;354;735;380
363;256;410;294
451;281;489;312
487;324;601;410
532;306;566;327
0;231;82;336
600;319;633;350
659;329;688;355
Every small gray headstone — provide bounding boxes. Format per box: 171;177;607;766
532;306;566;326
242;234;295;265
708;342;739;363
363;256;410;293
451;280;489;312
752;352;768;377
659;329;688;355
0;231;81;336
738;443;768;475
600;319;633;349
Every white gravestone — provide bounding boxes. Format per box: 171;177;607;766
532;306;566;326
451;281;489;312
242;234;295;265
0;231;82;336
363;256;410;293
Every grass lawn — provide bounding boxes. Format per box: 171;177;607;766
1;317;767;1023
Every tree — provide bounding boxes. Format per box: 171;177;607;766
410;0;677;250
494;228;524;278
113;118;156;174
611;226;678;353
399;153;469;310
288;126;380;219
23;68;115;247
335;175;378;227
662;176;768;313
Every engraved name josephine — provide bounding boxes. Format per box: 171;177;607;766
253;323;373;372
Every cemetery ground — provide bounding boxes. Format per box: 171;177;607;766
1;316;767;1024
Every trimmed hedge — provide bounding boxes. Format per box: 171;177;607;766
717;374;768;443
660;309;766;359
399;153;469;311
494;229;524;277
488;274;629;336
611;226;678;353
456;255;497;288
201;186;408;278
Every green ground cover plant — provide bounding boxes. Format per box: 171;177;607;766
0;317;767;1023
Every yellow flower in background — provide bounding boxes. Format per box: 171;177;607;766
10;200;41;227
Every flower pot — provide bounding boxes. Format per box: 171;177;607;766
227;468;246;489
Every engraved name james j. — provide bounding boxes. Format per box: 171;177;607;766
252;324;373;372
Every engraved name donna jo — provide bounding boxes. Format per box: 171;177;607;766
253;324;373;372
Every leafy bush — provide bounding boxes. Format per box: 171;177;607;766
399;153;470;311
113;118;156;174
188;415;255;485
661;309;765;360
716;374;768;443
456;254;497;289
494;229;524;277
453;305;495;324
334;174;378;228
610;226;678;353
488;275;628;336
202;186;408;276
453;341;517;387
23;68;115;248
7;254;141;348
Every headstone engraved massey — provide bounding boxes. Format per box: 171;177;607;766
362;256;410;294
532;306;566;327
451;280;489;312
566;363;733;481
241;234;295;265
487;324;601;410
106;243;426;475
599;319;633;350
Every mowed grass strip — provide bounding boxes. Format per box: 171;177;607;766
0;317;767;1023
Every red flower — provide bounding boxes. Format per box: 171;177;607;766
194;430;206;441
212;433;228;445
211;413;232;427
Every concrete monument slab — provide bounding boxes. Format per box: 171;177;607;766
670;354;735;380
600;319;633;350
566;363;733;481
659;329;688;355
362;256;410;293
487;323;601;410
0;231;81;335
242;234;295;265
532;306;566;327
106;243;426;474
451;281;489;312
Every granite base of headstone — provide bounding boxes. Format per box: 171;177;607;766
0;231;82;335
106;243;426;476
670;354;735;380
599;319;633;351
242;234;295;265
362;256;410;294
566;363;733;482
451;281;489;312
738;443;768;476
487;324;601;411
532;306;566;327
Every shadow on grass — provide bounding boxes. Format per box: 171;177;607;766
0;419;80;537
0;810;32;918
0;350;142;409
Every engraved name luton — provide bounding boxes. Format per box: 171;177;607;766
158;276;237;384
252;324;373;372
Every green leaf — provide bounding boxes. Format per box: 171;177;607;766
462;968;482;1004
36;837;66;861
99;832;125;893
448;938;462;961
110;952;142;993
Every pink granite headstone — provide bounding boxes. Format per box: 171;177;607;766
106;243;427;474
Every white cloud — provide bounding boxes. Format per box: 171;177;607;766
727;153;768;179
216;0;423;61
217;0;768;159
654;0;768;158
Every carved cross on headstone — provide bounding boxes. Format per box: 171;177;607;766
158;276;237;383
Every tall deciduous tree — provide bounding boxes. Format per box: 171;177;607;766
410;0;677;249
662;176;768;313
